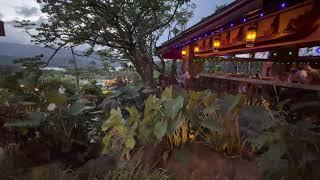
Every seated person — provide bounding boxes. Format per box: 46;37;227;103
304;65;320;84
294;66;308;84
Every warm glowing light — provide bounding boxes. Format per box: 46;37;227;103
194;46;200;53
213;37;221;50
34;88;39;92
246;27;257;47
181;50;187;56
20;84;24;88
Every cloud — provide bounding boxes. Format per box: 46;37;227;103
15;7;39;17
0;16;48;45
0;13;3;20
0;21;32;45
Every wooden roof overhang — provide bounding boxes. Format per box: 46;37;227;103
156;0;320;60
0;21;5;36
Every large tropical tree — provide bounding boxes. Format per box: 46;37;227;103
17;0;194;88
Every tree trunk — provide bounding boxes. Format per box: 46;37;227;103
140;56;156;88
129;50;157;94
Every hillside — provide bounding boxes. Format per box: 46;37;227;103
0;42;102;69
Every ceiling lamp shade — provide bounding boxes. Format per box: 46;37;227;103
194;46;200;53
181;50;187;56
213;37;221;51
246;26;257;47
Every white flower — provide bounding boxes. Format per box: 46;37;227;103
58;85;66;95
47;103;57;111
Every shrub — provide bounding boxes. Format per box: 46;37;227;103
81;81;102;96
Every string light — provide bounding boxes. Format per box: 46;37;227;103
171;3;293;49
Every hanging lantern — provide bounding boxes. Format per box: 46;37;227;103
213;36;221;51
181;50;187;56
194;46;200;53
246;26;257;47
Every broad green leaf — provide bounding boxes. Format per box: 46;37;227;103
203;93;216;107
203;106;216;115
239;106;273;132
125;137;136;151
144;95;158;114
221;95;243;115
4;112;45;128
200;118;224;134
67;102;93;116
154;120;168;140
126;106;140;125
167;112;186;133
164;96;184;120
102;108;123;132
102;134;113;154
161;87;172;99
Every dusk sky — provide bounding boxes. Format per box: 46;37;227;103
0;0;233;46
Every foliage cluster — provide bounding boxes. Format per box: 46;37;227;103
80;80;103;97
101;87;320;180
101;87;247;156
0;58;105;166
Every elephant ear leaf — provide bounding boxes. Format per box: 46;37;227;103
4;112;45;128
221;95;243;115
164;96;184;120
67;102;93;116
200;117;224;134
154;120;168;141
126;106;140;125
124;137;136;152
102;108;123;132
161;87;172;99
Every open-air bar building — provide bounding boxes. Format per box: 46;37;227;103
156;0;320;108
